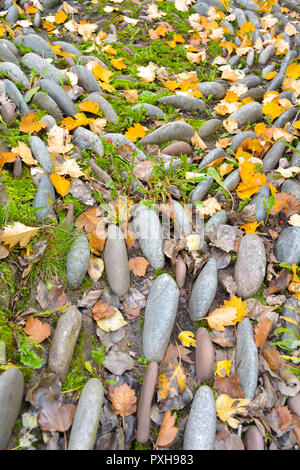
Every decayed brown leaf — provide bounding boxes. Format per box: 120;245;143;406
266;269;292;296
254;317;272;348
128;256;149;276
92;300;116;321
109;383;137;418
213;374;244;399
23;316;51;344
262;348;281;370
133;160;155;181
277;406;293;431
163;342;194;365
75;207;103;233
155;410;179;449
270;192;300;217
38;400;76;433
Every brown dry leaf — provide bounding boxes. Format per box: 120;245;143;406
254;317;272;348
124;89;138;103
262;348;281;370
0;243;9;259
92;299;116;321
191;131;207;150
133;160;155;181
11;141;37;166
163;343;194;365
23;316;51;344
277;406;293;431
0;222;40;249
38;400;76;433
266;269;292;295
213;374;244;399
155;410;179;449
109;383;137;417
75;207;103;233
270;192;300;217
128;256;149;276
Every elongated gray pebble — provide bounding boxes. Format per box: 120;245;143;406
246;49;255;67
22;53;66;85
48;305;82;383
229;102;263;127
131;103;165;119
39;79;77;116
0;44;19;66
238;75;261;88
72;127;104;157
240;86;266;102
198;148;225;170
273;107;297;128
29;136;53;174
222;168;240;191
0;63;29;87
41;114;56;131
143;274;179;362
33;174;56;221
5;5;19;25
70;65;101;93
158;95;206;113
183;386;216;450
245;11;260;28
33;11;42;29
234;234;266;299
228;55;241;67
132;205;164;269
33;92;64;121
249;185;270;223
236;318;258;399
103;224;130;297
4;79;29;115
196;328;214;382
66;231;90;288
194;1;209;14
279;50;297;75
68;379;104;450
275;227;300;265
244;426;264;450
205;209;228;233
236;0;259;11
189;258;217;321
291;142;300;167
197;81;225;100
15;34;57;60
41;0;61;9
267;72;285;92
262;139;286;171
83;93;118;123
53;41;82;57
198;119;222;139
0;368;24;450
103;133;146;160
139;122;194;146
190;177;214;202
0;40;18;58
235;8;247;28
258;45;276;65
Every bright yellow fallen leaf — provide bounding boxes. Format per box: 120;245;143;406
178;331;196;348
124;123;146;142
216;394;250;428
49;173;70;197
214;360;231;377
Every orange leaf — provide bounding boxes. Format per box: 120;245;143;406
19;113;47;134
92;300;117;321
254;317;272;348
124;123;146;142
54;10;68;24
78;101;100;115
0;152;18;171
75;207;103;233
49;174;70;196
88;227;107;255
128;257;149;276
109;383;137;418
23;316;51;344
155;411;179;449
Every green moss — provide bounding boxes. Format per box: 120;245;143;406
251;283;267;304
62;332;88;392
134;442;150;450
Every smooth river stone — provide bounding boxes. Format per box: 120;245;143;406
41;0;61;9
288;393;300;417
274;227;300;265
0;63;29;88
66;231;90;288
195;328;215;382
157;95;206;113
22;53;66;85
136;361;158;444
279;50;297;75
258;45;276;65
33;174;56;221
263;139;287;171
190;176;214;201
235;0;259;9
172;199;192;237
70;65;101;93
197;81;225;100
102;133;146;160
235;8;247;28
68;378;104;450
228;131;257;153
33;11;42;29
29;136;53;174
267;72;285;92
41;115;56;131
194;1;209;15
53;41;82;57
82;93;118;123
4;79;29;115
198;119;222;139
33;92;64;121
221;168;240;191
228;102;263;127
143;273;179;362
131;103;165;119
236;318;258;399
103;224;130;297
15;34;57;60
189;258;217;321
205;209;228;233
72;127;104;157
290;142;300;167
0;368;24;450
198;148;225;170
249;185;270;223
0;39;19;58
273;107;297;127
282;179;300;200
39;79;77;116
139;122;194;146
246;49;255;67
244;426;265;450
48;305;82;384
163;141;192;156
281;297;300;351
234;234;266;299
0;43;19;66
132;205;165;269
183;386;216;450
5;5;19;25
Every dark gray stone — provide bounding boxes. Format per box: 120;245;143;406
282;179;300;200
198;148;225;170
103;224;130;297
139;122;194;146
4;79;29;115
33;174;56;221
72;127;104;157
267;72;285;92
198;119;222;139
273;107;297;127
70;65;101;93
291;143;300;167
33;92;64;121
205;210;228;233
189;258;217;320
236;318;258;399
279;50;297;75
29;136;53;174
22;53;66;85
39;79;77;116
190;177;214;202
0;368;24;450
197;81;225;100
66;231;90;288
249;185;270;223
274;227;300;265
237;75;262;88
262;139;286;171
228;102;263;127
53;41;82;57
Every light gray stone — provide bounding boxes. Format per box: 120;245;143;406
197;81;225;99
22;53;66;85
4;79;29;115
172;199;192;237
72;127;104;157
222;168;240;191
198;119;222;139
0;43;19;66
189;258;217;320
229;131;257;153
41;114;56;131
267;72;285;92
15;34;57;60
29;136;53;174
66;231;90;288
70;65;101;93
33;174;56;221
53;41;82;57
290;143;300;167
236;318;258;399
274;227;300;265
229;102;263;127
282;179;300;200
279;50;297;75
0;368;24;450
5;5;19;25
258;45;276;65
39;79;77;116
83;93;118;123
103;224;130;297
0;63;29;87
249;185;270;223
198;148;225;170
33;92;64;121
139;122;194;146
131;103;165;119
263;139;287;171
273;107;297;127
158;95;206;113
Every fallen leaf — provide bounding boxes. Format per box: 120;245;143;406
178;330;196;348
277;406;293;431
155;410;179;449
11;141;37;166
270;192;300;217
128;256;149;276
262;348;281;370
196;197;221;217
254;317;272;348
75;207;103;233
92;299;117;320
1;222;40;249
124;123;146;142
133;160;155;181
216;394;250;429
207;307;238;331
288;214;300;227
88;255;104;282
23;316;51;344
54;9;68;24
214;360;231;377
96;309;127;332
213;374;244;398
55;158;83;178
157;358;186;401
19;113;46;134
38;400;76;433
0;152;18;171
109;383;137;417
49;174;70;197
123;89;138;103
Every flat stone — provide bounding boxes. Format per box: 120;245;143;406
70;65;101;93
131;103;165;119
39;79;77;116
195;328;215;382
0;63;29;88
143;273;179;362
163;141;192;156
244;426;264;450
281;179;300;200
68;379;104;450
236;318;258;399
132;205;165;269
183;386;216;450
102;133;146;160
0;368;24;449
48;305;82;383
4;79;29;115
22;53;66;85
158;95;206;113
234;234;266;299
198;148;225;170
197;81;225;99
0;43;19;66
258;45;276;65
189;258;218;320
274;227;300;265
103;224;130;297
102;350;134;375
66;231;90;288
83;93;118;123
15;34;57;60
198;119;222;139
139;122;194;146
29;136;53;174
72;127;104;157
190;177;214;201
33;174;56;221
229;102;263;127
249;185;270;223
33;92;64;121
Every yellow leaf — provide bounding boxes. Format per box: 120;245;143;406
0;222;40;249
264;71;278;80
216;394;250;428
88;254;104;282
19;113;46;134
185;233;201;252
196;197;221;217
173;33;185;43
207;307;238;331
54;9;68;24
49;173;70;196
124;123;146;142
178;331;196;348
137;65;156;83
262;101;283;121
285;63;300;79
11;141;37;166
254;122;267;135
214;360;231;377
91;64;113;83
157;362;186;401
236;160;267;199
219;162;234;177
240;220;261;234
78;101;100;115
223;296;248;323
47;126;73;154
110;57;127;70
191;131;206;150
97;309;127;332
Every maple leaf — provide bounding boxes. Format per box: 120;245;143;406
223;296;248;323
92;299;117;321
19;113;46;134
155;411;179;449
240;221;261;234
111;58;127;70
124;123;146;142
23;316;51;344
78;101;100;115
262;101;284;121
214;360;231;377
216;394;250;429
1;222;40;249
178;331;196;348
128;257;149;276
54;9;68;24
236;160;266;200
55;159;83;178
75;207;103;233
285;63;300;79
109;383;137;417
254;317;272;348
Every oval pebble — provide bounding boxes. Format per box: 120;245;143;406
258;45;276;65
33;174;56;221
198;119;222;139
41;115;56;131
189;258;218;321
229;131;257;153
195;327;215;382
103;133;146;160
143;273;179;362
197;81;225;100
228;102;263;127
139;122;194;146
244;426;264;450
131;103;165;119
198;148;225;170
172;199;192;237
66;231;90;288
158;94;206;113
236;318;258;399
15;34;57;60
291;143;300;167
53;41;82;57
163;141;192;156
72;127;104;157
33;92;64;121
5;5;19;25
70;65;101;93
274;227;300;265
273;107;297;128
0;62;29;88
249;185;270;223
39;79;77;116
83;93;118;123
175;254;186;288
136;362;158;444
190;177;214;202
0;43;19;66
0;368;24;450
282;179;300;200
267;72;285;92
29;136;53;174
103;224;130;297
205;209;228;233
22;53;66;85
4;79;29;115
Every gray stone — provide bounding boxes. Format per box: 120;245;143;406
197;81;225;100
0;368;24;449
237;75;262;88
198;119;222;139
281;297;300;350
158;95;206;113
131;103;165;119
198;148;225;170
39;79;77;116
163;141;192;156
183;386;216;450
78;56;108;69
29;136;53;174
274;227;300;265
244;425;264;450
0;44;19;66
53;41;82;57
267;72;285;92
41;114;56;131
236;318;258;399
41;0;61;9
172;199;192;237
205;210;228;233
102;133;146;160
48;306;82;383
279;91;298;104
193;1;209;14
229;131;257;153
262;64;275;78
190;177;214;202
66;231;90;288
33;174;56;221
83;93;118;123
5;5;19;25
246;48;255;67
235;8;247;28
4;79;29;115
143;274;179;362
279;50;297;75
282;179;300;200
228;55;241;67
68;379;104;450
0;40;19;58
234;234;266;299
258;45;276;65
103;224;130;297
288;393;300;417
33;11;42;29
229;102;263;127
0;63;29;88
222;168;240;191
290;142;300;167
189;258;217;320
139;122;194;146
14;34;57;60
70;65;101;93
222;20;234;35
249;185;270;223
22;53;66;85
240;86;266;102
72;127;104;157
262;140;286;171
236;0;259;10
273;107;297;127
33;92;64;121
